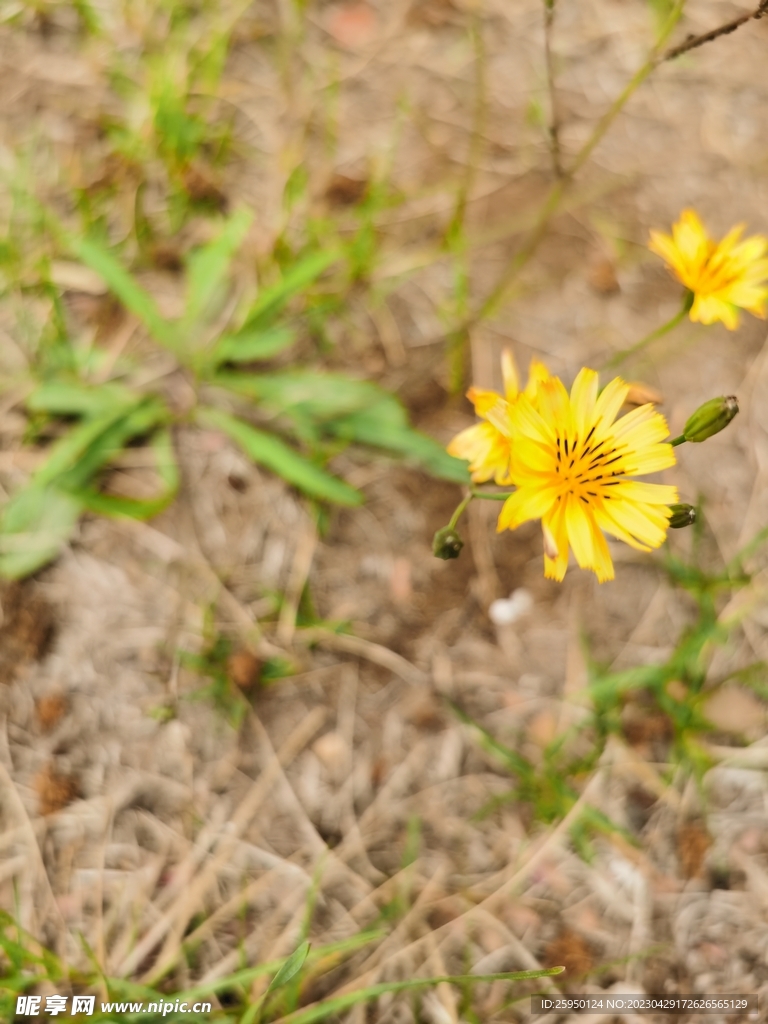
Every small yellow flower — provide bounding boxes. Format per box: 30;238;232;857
649;209;768;330
490;369;678;583
447;351;550;485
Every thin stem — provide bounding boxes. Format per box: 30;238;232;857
468;1;687;327
470;489;514;501
473;179;565;324
601;297;691;372
543;0;563;179
448;491;474;530
445;17;486;392
660;0;768;63
670;435;687;447
448;18;486;240
567;0;686;179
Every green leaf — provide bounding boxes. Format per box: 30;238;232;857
0;484;82;579
212;370;391;422
168;930;385;1008
244;250;340;331
33;402;141;487
197;406;362;506
212;370;471;483
277;969;564;1024
240;941;311;1024
329;402;470;484
72;428;179;521
26;381;133;418
211;326;297;366
267;940;310;993
37;398;167;493
182;208;253;330
66;235;178;349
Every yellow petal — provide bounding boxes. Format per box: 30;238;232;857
593;376;630;430
594;503;652;552
611;480;679;506
501;348;520;402
612;405;671;447
525;359;552;401
508;393;556;447
536;376;572;436
468;388;504;418
570;368;599;439
542;501;569;580
497;485;558;532
565;492;613;577
690;294;739;329
601;495;669;549
589;520;615;583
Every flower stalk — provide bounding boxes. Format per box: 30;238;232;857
603;292;693;372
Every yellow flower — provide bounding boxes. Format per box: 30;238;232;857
649;209;768;330
447;351;550;485
491;369;678;583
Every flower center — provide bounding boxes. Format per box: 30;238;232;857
553;425;625;504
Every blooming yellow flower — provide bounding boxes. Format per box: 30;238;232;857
447;351;550;485
490;369;678;583
649;209;768;330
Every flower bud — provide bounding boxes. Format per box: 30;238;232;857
667;503;696;529
683;396;738;443
432;526;464;560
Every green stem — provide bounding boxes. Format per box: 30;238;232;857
601;295;691;372
470;489;515;501
448;491;474;530
670;435;687;447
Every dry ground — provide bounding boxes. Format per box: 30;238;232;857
2;1;768;1021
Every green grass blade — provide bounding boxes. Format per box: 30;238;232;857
211;371;470;483
211;327;297;366
241;941;312;1024
72;428;179;521
67;235;178;350
0;484;82;578
156;929;386;1007
243;250;340;331
267;941;311;993
210;370;382;420
197;407;362;506
329;403;471;484
275;968;564;1024
26;381;134;417
34;403;142;487
45;399;168;493
182;208;253;330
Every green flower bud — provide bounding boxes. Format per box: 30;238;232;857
668;503;696;529
432;526;464;560
683;396;738;443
